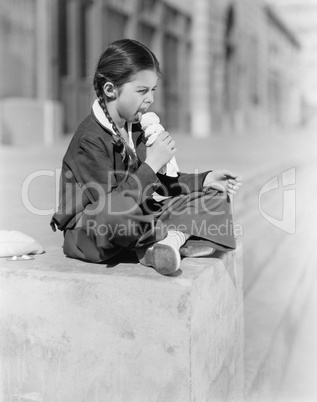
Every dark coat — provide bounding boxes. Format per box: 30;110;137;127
51;112;209;232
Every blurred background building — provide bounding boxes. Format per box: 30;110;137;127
0;0;311;144
268;0;317;126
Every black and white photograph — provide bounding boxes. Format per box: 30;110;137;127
0;0;317;401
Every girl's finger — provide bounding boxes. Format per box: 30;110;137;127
228;179;243;186
207;183;227;192
223;170;239;179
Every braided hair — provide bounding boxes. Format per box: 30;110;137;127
94;84;131;166
93;39;161;172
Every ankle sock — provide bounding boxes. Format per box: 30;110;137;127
157;231;190;251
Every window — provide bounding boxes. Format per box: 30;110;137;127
139;0;157;14
58;0;68;76
105;8;128;44
79;2;89;78
137;23;155;49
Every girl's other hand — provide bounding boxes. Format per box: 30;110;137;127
145;131;177;173
203;169;243;195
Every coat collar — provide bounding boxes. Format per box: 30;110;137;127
92;100;136;149
92;99;146;163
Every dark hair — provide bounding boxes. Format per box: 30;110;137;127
93;39;161;171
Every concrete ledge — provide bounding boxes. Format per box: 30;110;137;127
0;243;244;402
0;97;63;146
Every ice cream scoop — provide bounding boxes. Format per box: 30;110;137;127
140;112;160;129
140;112;179;177
140;113;165;145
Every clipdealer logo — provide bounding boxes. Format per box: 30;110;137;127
258;167;296;234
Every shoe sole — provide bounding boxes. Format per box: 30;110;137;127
137;244;181;275
180;246;215;258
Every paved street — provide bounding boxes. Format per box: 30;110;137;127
1;127;317;401
276;278;317;402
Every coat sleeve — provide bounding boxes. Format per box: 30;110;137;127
76;137;159;202
155;171;211;196
132;128;211;196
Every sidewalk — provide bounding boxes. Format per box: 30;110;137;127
276;276;317;402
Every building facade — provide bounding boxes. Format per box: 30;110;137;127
57;0;193;133
0;0;302;143
0;0;37;98
265;5;301;129
268;0;317;126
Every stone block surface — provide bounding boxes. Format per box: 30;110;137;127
0;243;243;402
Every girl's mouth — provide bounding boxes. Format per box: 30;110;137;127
137;109;147;122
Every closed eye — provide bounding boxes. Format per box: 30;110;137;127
137;87;157;94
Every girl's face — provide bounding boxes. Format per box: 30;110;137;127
115;69;158;123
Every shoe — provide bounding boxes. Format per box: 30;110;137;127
136;243;181;275
136;230;188;275
180;245;215;258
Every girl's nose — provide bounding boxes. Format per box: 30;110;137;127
145;91;154;105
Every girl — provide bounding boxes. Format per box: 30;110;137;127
51;39;242;275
